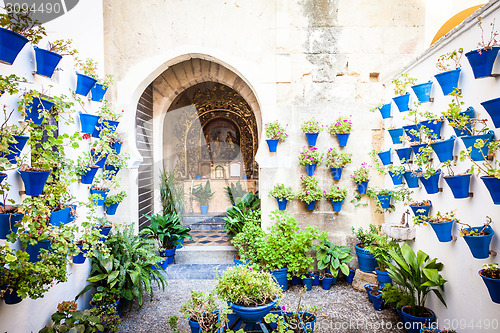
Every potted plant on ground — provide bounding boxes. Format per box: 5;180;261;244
324;185;347;212
351;224;380;273
329;115;352;147
387;243;447;333
365;233;398;288
301;117;324;146
465;17;500;79
192;180;214;215
351;163;371;194
181;290;227;333
392;73;417;112
39;300;106;333
269;183;294;211
231;216;264;265
313;239;353;290
381;284;412;322
296;175;323;211
325;148;352;180
104;190;127;215
265;121;288;152
434;48;463;95
298;146;323;176
456;216;494;259
225;181;247;206
479;263;500;304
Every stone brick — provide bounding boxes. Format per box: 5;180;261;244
352;269;378;292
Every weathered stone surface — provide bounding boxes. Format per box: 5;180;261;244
352;269;378;292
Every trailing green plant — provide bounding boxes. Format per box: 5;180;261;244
324;186;347;201
461;139;500;178
368;150;387;176
350;162;371;184
0;6;46;43
392;73;417;96
39;300;104;333
296;175;323;204
387;243;447;317
192;180;214;205
313;239;353;277
269;183;295;200
329;116;352;134
298;146;323;166
436;48;463;72
413;146;439;179
366;186;413;213
98;100;122;122
104;190;127;206
413;210;456;226
159;169;186;217
225;181;247;205
300;117;324;133
325;148;351;168
265;121;288;142
141;213;192;249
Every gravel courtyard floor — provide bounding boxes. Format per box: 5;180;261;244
118;278;405;333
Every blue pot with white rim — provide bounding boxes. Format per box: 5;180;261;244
411;81;433;103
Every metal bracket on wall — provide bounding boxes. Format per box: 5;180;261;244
490;250;497;256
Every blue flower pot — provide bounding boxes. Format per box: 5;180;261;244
434;68;461;95
233;257;249;266
331;199;344;212
306;200;316;211
79;113;100;134
403;124;421;142
401;306;436;333
276;198;288;211
306;132;319;146
330;167;343;180
481;176;500;205
411;82;433;103
3;287;22;304
0;173;7;183
230;300;277;324
420;119;443;139
443;174;471;199
2;135;29;163
479;269;500;304
291;276;302;285
481;97;500;128
404;170;419;188
302;277;313;291
200;205;209;215
19;169;51;196
364;284;378;303
73;244;88;264
430;136;456;163
112;141;123;154
346;268;355;283
393;93;410;112
461;131;494;161
195;175;201;180
174;237;185;249
411;143;428;156
377;194;391;209
104;164;120;179
305;163;317;176
378;103;391;119
310;270;320;285
396;147;412;164
0;212;22;239
96;226;112;242
90;150;107;168
465;47;500;79
419;171;441;195
266;139;279;152
75;73;97;96
429;219;455;242
448;107;474;137
388;171;403;186
49;207;71;227
377;149;391;165
154;257;168;270
336;133;350;147
409;202;431;218
91;83;108;102
355;244;377;273
370;290;384;311
462;226;494;259
388;128;404;144
356;180;369;194
160;248;176;265
271;268;288;291
26;97;54;125
0;27;28;65
81;166;99;184
34;48;62;78
321;277;334;290
25;239;51;263
106;202;119;215
90;188;110;206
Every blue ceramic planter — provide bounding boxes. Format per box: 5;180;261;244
364;284;378;303
481;97;500;128
479;269;500;304
330;167;343;180
0;173;6;183
266;139;279;152
302;277;313;291
430;136;455;163
34;48;62;78
403;124;421;142
26;239;51;263
230;298;277;323
75;73;97;96
3;287;22;304
388;171;403;185
355;243;377;273
79;113;100;134
305;163;317;176
0;27;28;65
49;207;71;227
411;82;433;103
375;268;392;288
2;135;28;163
401;306;436;333
306;132;319;146
461;131;494;161
356;180;369;194
346;268;355;283
26;97;54;125
174;237;185;249
331;199;344;212
91;83;108;102
276;198;288;210
336;133;350;147
81;166;99;184
419;171;441;195
93;119;120;138
73;244;88;264
434;68;461;95
429;219;455;242
321;277;335;290
160;248;176;264
378;103;391;119
393;93;410;112
104;164;120;179
200;205;209;215
388;128;404;144
90;188;110;206
377;194;391;209
411;143;428;156
481;176;500;205
19;169;51;196
291;276;302;285
90;150;107;168
271;268;288;291
443;174;471;199
0;212;22;239
377;149;391;165
462;226;494;259
106;202;119;215
112;141;123;154
96;226;112;242
465;47;500;79
306;200;316;211
409;202;431;218
370;290;384;311
396;147;412;164
447;107;474;137
420;119;443;139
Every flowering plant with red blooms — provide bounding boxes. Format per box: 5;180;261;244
57;300;77;312
82;133;91;140
298;146;323;166
265;121;288;142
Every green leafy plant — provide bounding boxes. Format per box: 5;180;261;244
231;217;265;261
324;186;347;201
141;213;192;249
366;186;413;213
160;169;186;217
413;210;456;226
329;116;352;134
392;73;417;96
181;290;226;333
351;224;382;248
224;192;261;237
225;182;247;205
461;139;500;178
482;262;499;279
313;240;353;277
457;216;492;237
298;146;323;166
364;232;398;271
296;175;323;204
46;39;78;56
300;117;324;133
269;183;295;200
350;162;371;184
413;146;439;179
104;190;127;206
192;180;214;205
265;121;288;142
39;300;104;333
325;148;352;168
381;284;412;309
436;48;463;72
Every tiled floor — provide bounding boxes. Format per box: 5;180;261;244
184;230;231;246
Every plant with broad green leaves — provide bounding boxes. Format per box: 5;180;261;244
141;213;192;249
268;183;294;200
296;175;323;204
392;73;417;96
381;284;412;309
159;169;186;217
225;181;247;205
104;190;127;206
298;146;323;166
325;148;352;168
39;300;104;333
324;186;347;201
224;192;261;236
300;117;324;133
265;121;288;142
192;180;214;205
313;240;353;277
387;243;447;317
365;232;399;271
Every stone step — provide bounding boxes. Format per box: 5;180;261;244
165;263;233;280
183;213;227;230
174;245;237;265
